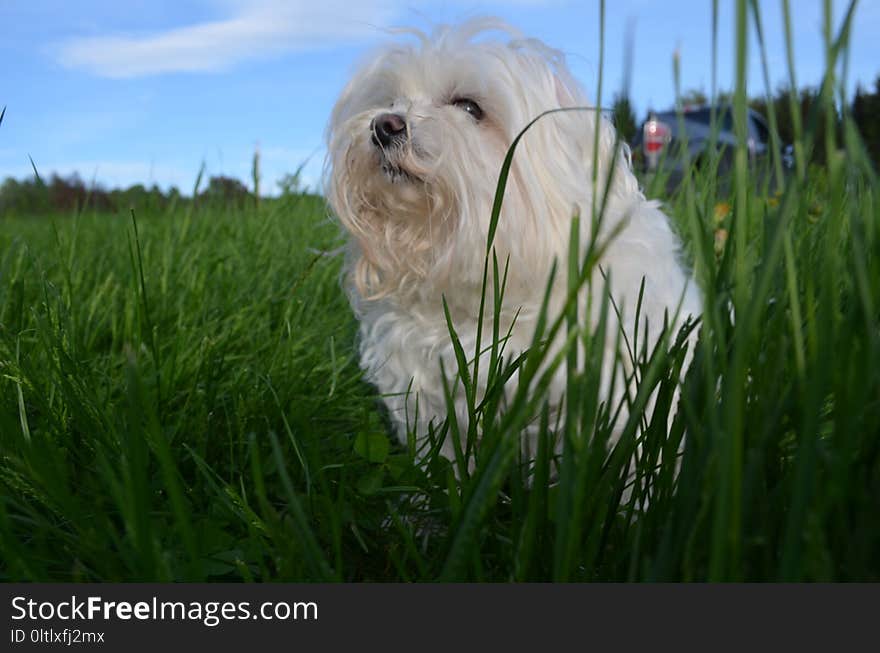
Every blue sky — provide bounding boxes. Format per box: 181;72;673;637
1;0;877;194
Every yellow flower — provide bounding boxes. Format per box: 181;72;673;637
714;202;731;225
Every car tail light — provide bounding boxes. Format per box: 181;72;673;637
644;119;671;154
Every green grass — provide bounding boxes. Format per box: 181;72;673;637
1;0;879;581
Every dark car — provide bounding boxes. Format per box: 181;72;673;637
632;104;790;178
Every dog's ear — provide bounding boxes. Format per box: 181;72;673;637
548;70;643;202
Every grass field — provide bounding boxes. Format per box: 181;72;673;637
1;1;879;581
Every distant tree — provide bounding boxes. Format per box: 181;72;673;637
749;89;792;146
122;184;149;210
0;173;119;215
201;176;251;208
787;86;840;164
611;93;638;143
679;88;709;108
48;173;83;211
851;77;880;168
739;84;844;164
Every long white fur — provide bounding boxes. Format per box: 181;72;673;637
326;19;701;461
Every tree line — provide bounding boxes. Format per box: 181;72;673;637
0;166;310;217
0;172;262;217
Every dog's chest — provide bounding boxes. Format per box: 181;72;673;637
363;300;538;392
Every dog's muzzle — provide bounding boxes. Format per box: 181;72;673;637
371;113;407;148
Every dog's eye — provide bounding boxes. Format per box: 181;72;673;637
451;98;484;121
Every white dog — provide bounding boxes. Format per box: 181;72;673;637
326;19;700;464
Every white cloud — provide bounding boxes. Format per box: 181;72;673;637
56;0;400;78
55;0;564;78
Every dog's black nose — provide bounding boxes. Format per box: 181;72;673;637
371;113;407;148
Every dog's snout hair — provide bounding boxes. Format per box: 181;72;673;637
371;112;407;148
